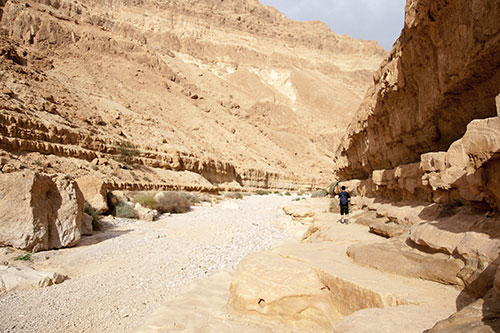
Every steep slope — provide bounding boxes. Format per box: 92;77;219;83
0;0;385;189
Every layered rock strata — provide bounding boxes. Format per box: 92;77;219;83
0;0;385;189
335;0;500;180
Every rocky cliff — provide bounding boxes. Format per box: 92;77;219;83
0;0;385;190
334;0;500;211
335;0;500;180
329;0;500;329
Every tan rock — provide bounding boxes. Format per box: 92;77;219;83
0;171;50;251
347;240;465;286
494;267;500;296
334;305;452;333
428;289;500;333
368;220;406;238
282;206;316;223
334;0;500;180
0;171;83;251
227;251;338;331
76;175;108;213
0;265;65;292
48;174;83;249
134;203;159;222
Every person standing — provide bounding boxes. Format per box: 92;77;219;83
338;185;351;224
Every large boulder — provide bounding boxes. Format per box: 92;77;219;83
227;251;338;331
0;171;83;251
75;175;108;213
49;174;84;248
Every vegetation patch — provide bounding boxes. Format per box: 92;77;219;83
84;202;103;231
115;200;137;219
116;140;139;158
225;192;243;199
311;189;328;198
133;194;157;210
14;253;31;261
255;189;269;195
156;192;191;214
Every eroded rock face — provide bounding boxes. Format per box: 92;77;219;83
334;0;500;180
76;175;108;214
348;111;500;211
0;0;385;189
0;171;83;251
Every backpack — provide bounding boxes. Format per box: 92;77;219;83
339;191;350;205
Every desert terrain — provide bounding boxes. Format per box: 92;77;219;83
1;0;500;332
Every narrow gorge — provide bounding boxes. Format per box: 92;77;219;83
1;0;500;332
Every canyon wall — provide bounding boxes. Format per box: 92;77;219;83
334;0;500;211
335;0;500;180
0;0;385;190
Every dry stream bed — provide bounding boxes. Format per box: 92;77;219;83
0;194;298;332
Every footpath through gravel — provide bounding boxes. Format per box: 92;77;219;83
0;194;296;332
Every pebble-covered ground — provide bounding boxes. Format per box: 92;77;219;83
0;194;296;332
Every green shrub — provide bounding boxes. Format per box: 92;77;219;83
115;200;137;219
84;202;102;231
255;190;269;195
133;194;157;210
311;189;328;198
14;253;31;261
285;191;291;196
156;192;191;214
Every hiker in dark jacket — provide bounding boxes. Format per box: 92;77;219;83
338;185;351;224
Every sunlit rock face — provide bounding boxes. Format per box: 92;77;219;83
0;0;385;189
334;0;500;181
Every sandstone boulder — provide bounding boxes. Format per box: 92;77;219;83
0;265;65;292
0;171;83;251
76;175;108;213
134;203;159;222
347;240;465;287
227;251;337;331
428;289;500;333
49;174;84;248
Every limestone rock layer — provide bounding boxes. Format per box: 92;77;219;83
334;0;500;180
0;0;385;189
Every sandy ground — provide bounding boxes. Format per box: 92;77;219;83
0;194;300;333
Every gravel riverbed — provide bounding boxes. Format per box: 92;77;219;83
0;194;297;332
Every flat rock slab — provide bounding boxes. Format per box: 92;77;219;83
0;265;65;292
137;270;274;332
228;220;461;331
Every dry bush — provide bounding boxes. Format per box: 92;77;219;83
179;192;201;204
311;190;328;198
115;200;137;219
156;192;191;214
225;192;243;199
133;194;157;210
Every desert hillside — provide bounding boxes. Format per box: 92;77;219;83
0;0;385;190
